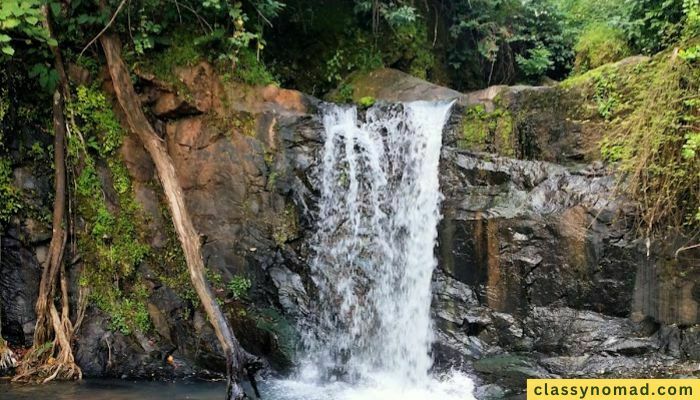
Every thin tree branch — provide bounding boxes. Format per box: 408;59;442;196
79;0;128;58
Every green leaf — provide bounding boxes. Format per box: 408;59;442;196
50;2;61;17
0;34;10;42
46;37;57;47
1;18;21;29
1;46;15;56
29;63;44;77
39;71;48;88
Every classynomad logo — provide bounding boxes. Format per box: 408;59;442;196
527;379;697;400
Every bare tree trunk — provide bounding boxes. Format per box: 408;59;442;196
100;33;258;400
13;6;81;383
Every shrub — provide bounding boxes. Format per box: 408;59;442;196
573;24;631;74
228;275;252;300
516;47;554;81
594;48;700;232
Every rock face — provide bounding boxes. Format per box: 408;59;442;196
1;62;317;379
1;64;698;391
86;62;318;377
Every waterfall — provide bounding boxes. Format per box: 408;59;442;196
268;101;474;400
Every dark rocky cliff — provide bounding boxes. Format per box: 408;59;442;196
1;63;698;393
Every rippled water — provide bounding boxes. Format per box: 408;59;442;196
1;375;475;400
0;379;225;399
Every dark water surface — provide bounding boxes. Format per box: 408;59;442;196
0;379;232;399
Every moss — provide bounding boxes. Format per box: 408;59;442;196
358;96;375;108
69;86;153;336
0;93;20;226
560;42;700;232
272;203;299;247
0;157;20;226
136;32;201;84
219;48;278;86
459;104;515;156
327;82;354;104
231;112;257;137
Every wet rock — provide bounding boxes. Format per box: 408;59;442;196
681;326;700;360
340;68;463;104
525;307;656;356
0;229;41;346
475;383;510;400
269;266;310;319
473;354;556;387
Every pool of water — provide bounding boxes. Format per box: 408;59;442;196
0;379;227;399
0;373;476;400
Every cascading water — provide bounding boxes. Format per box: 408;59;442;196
266;101;475;400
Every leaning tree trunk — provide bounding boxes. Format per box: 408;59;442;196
100;33;259;400
13;6;81;383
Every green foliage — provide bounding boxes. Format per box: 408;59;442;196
624;0;685;54
354;1;417;28
0;93;21;226
573;24;631;74
516;46;554;80
272;203;298;246
149;207;198;305
227;275;252;300
557;0;698;60
121;0;283;67
556;0;629;34
0;0;56;58
592;70;619;119
353;2;433;79
138;31;276;88
585;47;700;232
358;96;375;108
73;86;124;156
338;83;354;103
324;37;383;86
68;85;153;336
445;0;573;87
0;157;21;226
133;9;163;55
87;279;151;335
136;33;201;85
684;0;700;37
222;47;277;85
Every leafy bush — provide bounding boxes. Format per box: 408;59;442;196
324;36;383;86
683;0;700;37
556;0;629;34
516;47;554;80
573;24;631;74
228;48;278;85
0;157;20;226
0;0;56;58
228;275;252;300
623;0;685;54
592;47;700;232
444;0;573;87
